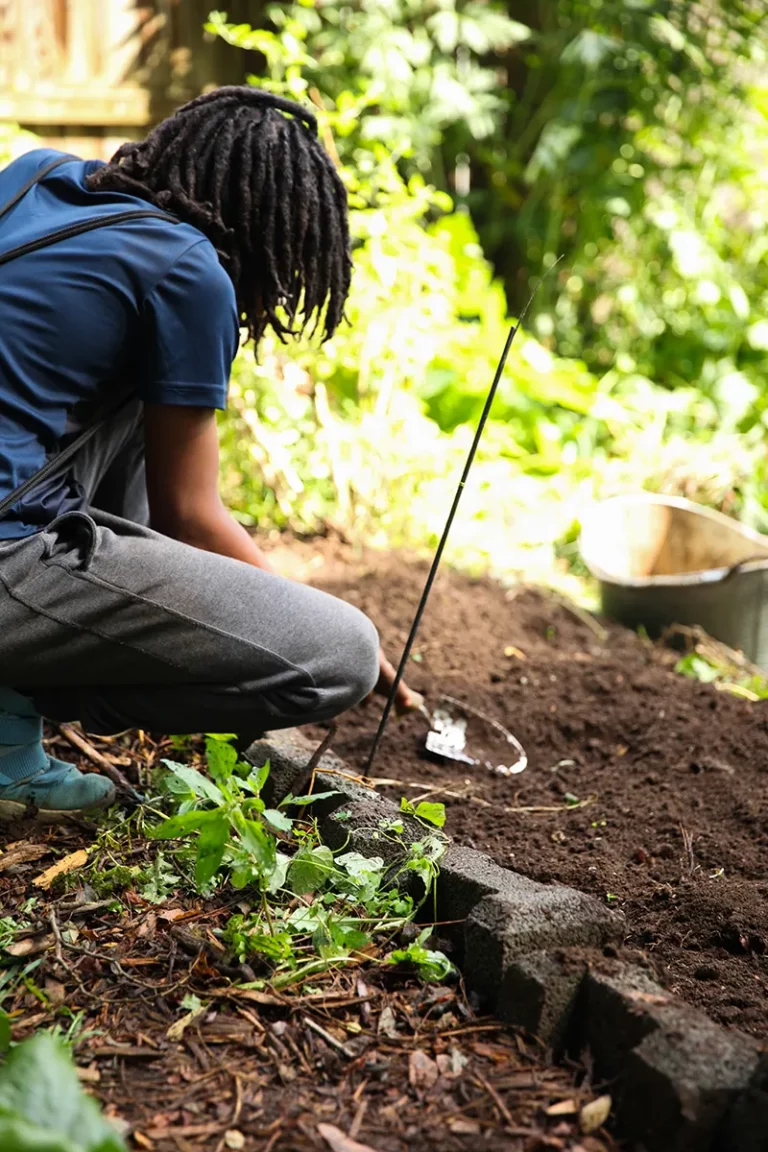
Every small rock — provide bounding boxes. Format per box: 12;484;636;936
409;1049;439;1090
224;1132;245;1150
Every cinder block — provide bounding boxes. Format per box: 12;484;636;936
493;949;589;1047
582;963;761;1152
464;887;620;1005
436;844;531;921
245;728;382;814
718;1055;768;1152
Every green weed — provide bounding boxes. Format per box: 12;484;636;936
150;738;452;987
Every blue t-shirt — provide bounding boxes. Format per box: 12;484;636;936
0;148;240;539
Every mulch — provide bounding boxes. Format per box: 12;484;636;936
0;734;614;1152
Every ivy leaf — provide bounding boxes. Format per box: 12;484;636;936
194;815;229;887
263;809;293;834
414;801;446;828
265;852;291;895
288;846;335;895
336;852;385;880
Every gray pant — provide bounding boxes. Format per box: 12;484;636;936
0;402;379;737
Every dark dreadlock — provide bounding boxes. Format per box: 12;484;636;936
86;87;352;344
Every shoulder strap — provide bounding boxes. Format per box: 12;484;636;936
0;154;75;221
0;158;178;523
0;208;177;269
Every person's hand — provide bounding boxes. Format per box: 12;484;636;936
369;648;425;716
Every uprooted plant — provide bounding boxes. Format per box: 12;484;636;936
148;736;452;987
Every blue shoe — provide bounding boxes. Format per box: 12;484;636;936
0;757;115;821
0;687;115;821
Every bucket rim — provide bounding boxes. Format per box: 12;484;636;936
579;493;768;586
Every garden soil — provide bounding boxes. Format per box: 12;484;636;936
290;539;768;1038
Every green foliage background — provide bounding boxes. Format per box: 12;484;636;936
4;2;768;589
209;0;768;589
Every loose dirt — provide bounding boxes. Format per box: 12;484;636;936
295;540;768;1038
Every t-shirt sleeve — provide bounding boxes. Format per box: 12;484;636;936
138;239;240;410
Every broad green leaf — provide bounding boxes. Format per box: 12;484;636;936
161;762;224;805
414;801;446;828
288;845;335;895
249;763;271;794
194;814;229;887
266;852;291;895
0;1112;80;1152
148;809;220;840
263;809;293;834
0;1009;10;1054
241;796;266;812
233;816;277;875
0;1035;127;1150
330;922;370;951
205;737;238;782
336;852;385;880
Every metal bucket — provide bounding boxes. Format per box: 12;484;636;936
579;494;768;668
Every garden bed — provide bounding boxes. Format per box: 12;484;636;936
295;539;768;1038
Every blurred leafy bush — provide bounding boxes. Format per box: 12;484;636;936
212;6;768;588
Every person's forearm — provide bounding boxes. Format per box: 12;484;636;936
154;504;275;572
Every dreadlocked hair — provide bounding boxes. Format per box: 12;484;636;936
86;86;352;344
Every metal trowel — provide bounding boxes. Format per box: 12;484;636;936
419;694;527;777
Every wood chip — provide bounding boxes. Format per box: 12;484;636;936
33;849;88;890
44;978;67;1005
167;1004;207;1042
0;841;50;872
580;1094;612;1134
449;1120;481;1135
224;1131;246;1150
76;1064;101;1084
317;1123;379;1152
5;934;54;958
377;1005;398;1039
546;1099;579;1116
408;1049;439;1090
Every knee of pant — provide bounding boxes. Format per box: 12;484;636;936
329;605;380;712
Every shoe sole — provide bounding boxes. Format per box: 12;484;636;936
0;793;116;824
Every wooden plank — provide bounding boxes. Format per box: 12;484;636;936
0;86;153;126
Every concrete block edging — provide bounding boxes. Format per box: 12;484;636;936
246;730;765;1152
